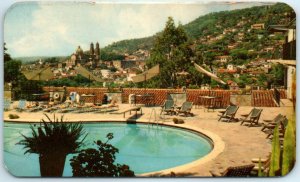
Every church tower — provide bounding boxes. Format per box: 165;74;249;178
90;42;95;55
95;42;100;66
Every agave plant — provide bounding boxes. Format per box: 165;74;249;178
18;114;87;177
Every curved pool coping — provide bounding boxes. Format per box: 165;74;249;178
137;122;225;176
4;118;225;176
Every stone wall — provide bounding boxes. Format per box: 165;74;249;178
43;87;287;107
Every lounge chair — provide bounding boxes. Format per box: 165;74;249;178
210;164;255;177
261;114;284;132
240;108;263;127
90;105;118;113
4;99;11;111
176;102;193;117
160;100;175;115
218;105;239;122
28;106;44;112
16;99;27;112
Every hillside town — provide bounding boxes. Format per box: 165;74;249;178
20;9;295;92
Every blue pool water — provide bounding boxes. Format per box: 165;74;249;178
4;122;213;176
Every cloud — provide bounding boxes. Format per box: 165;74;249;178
4;2;264;57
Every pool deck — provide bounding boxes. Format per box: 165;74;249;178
3;103;295;177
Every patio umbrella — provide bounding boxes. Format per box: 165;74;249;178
194;63;226;85
22;67;53;81
131;64;160;83
74;65;103;82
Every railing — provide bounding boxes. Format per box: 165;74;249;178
148;108;158;126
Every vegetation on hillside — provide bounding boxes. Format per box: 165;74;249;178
101;3;293;55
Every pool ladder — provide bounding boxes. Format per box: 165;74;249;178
148;108;166;127
148;108;160;127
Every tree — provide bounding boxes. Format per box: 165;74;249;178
271;64;285;86
70;133;135;177
18;114;87;177
147;17;193;88
4;59;22;85
4;43;12;62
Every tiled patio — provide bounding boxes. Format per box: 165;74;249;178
3;102;294;176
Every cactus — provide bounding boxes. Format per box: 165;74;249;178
282;118;296;175
269;124;281;176
258;158;263;177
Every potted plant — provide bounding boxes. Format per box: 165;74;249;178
18;114;87;177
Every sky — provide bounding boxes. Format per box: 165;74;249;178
4;1;272;57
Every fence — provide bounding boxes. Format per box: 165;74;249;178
43;87;287;107
43;87;232;107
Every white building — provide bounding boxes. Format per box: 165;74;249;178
100;69;111;79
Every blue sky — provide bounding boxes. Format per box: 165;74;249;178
4;1;271;57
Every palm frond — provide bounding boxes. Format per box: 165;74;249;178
18;114;87;155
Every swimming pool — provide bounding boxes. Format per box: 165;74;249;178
4;122;213;176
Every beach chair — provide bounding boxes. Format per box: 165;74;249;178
176;102;193;117
28;106;43;112
240;108;263;127
160;100;175;115
261;114;284;132
16;99;27;112
4;99;11;111
218;105;239;122
210;164;255;177
265;116;288;139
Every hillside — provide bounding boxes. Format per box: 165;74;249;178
14;56;68;64
101;3;293;56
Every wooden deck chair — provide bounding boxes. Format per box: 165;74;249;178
210;164;255;177
176;102;193;117
218;105;239;122
265;116;288;139
160;100;175;115
240;108;263;127
261;114;284;131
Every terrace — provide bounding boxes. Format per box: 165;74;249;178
3;88;294;176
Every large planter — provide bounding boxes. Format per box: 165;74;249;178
39;153;67;177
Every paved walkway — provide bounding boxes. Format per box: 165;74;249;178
3;103;294;176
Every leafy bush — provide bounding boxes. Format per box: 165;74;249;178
8;114;19;119
70;133;135;177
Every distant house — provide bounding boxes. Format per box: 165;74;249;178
227;64;235;71
65;55;77;68
227;80;239;90
237;32;244;40
267;14;296;99
127;73;137;82
251;23;265;30
216;34;224;40
112;60;122;70
217;68;237;74
101;69;112;78
215;55;232;63
228;44;238;50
